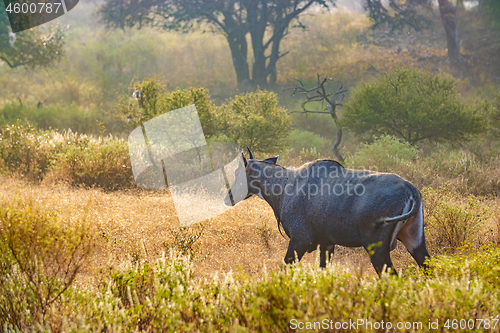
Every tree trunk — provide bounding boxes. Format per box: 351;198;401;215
226;34;250;85
329;105;345;163
438;0;462;63
267;25;287;86
247;1;269;88
223;10;250;86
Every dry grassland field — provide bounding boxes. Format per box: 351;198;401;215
0;169;498;280
1;0;500;331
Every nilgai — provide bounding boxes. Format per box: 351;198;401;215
224;148;430;275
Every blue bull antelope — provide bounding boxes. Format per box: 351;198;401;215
224;148;430;275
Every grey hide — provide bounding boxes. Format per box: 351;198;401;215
224;152;430;275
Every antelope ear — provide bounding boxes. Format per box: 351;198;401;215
263;155;279;165
241;151;248;167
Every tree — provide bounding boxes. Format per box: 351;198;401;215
437;0;461;63
97;0;334;88
118;77;224;139
287;75;347;162
119;78;291;154
341;68;487;146
0;2;65;69
479;0;500;32
365;0;462;63
220;88;291;154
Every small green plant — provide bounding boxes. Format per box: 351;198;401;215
221;88;292;155
288;129;328;154
346;134;417;172
256;222;275;249
48;136;134;190
164;224;204;260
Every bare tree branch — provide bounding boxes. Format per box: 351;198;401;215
285;75;347;163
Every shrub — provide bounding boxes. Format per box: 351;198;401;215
0;102;123;135
2;250;500;330
427;244;500;287
288;129;328;154
0;123;136;190
0;122;53;181
117;77;224;139
342;68;487;145
49;136;134;190
119;79;292;155
345;134;417;171
0;197;94;330
422;185;491;250
220;88;292;155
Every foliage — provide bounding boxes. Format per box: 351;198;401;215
97;0;334;86
0;102;124;135
289;129;328;154
117;77;223;139
346;134;417;171
48;136;133;190
481;0;500;32
0;122;53;180
427;244;500;287
164;225;204;261
119;79;292;155
0;197;94;330
365;0;432;32
220;89;292;155
0;123;135;190
488;92;500;138
422;185;491;249
342;68;488;145
0;2;65;69
3;252;500;331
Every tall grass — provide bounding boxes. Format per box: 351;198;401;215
0;157;498;330
0;123;134;189
1;250;499;332
0;102;126;136
0;196;94;330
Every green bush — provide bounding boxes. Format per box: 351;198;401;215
0;197;94;330
49;136;134;190
117;77;223;139
19;252;500;331
427;244;500;287
0;123;135;190
220;88;292;155
119;78;292;155
345;135;417;171
342;68;487;145
288;129;328;154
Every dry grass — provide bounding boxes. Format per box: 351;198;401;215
0;175;372;283
1;172;498;286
